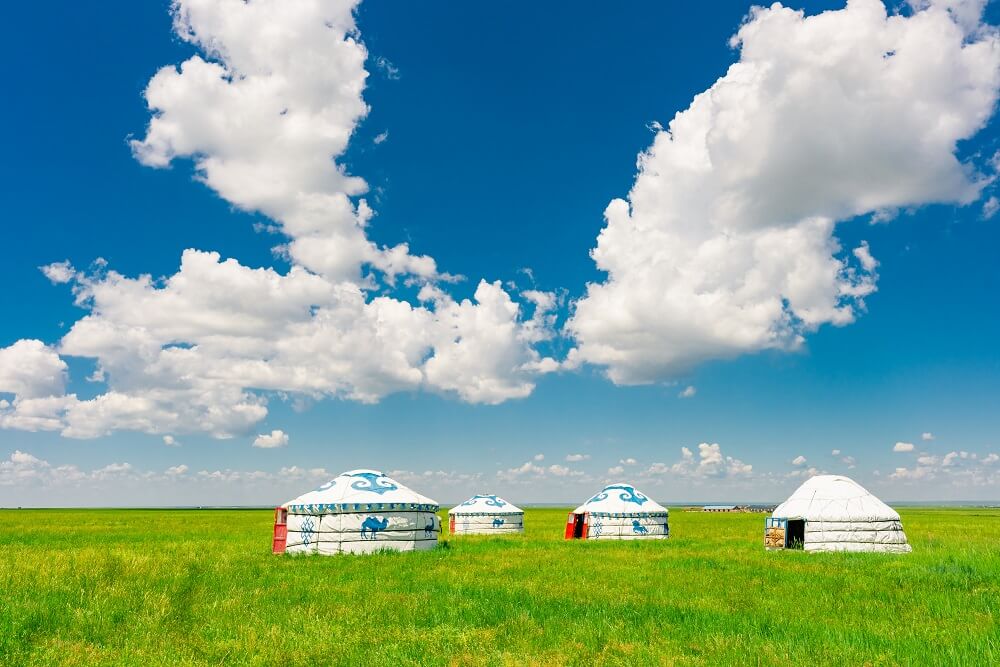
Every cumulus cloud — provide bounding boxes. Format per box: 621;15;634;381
894;441;915;452
890;447;1000;485
791;455;807;466
0;340;67;399
607;465;625;476
646;443;752;479
620;457;637;465
831;449;841;456
678;385;697;398
567;0;1000;383
565;453;590;462
0;0;557;440
163;435;179;447
497;459;587;483
253;429;289;449
922;432;935;441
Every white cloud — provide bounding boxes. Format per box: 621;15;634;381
647;442;752;479
565;453;590;462
791;455;807;466
921;432;935;441
0;340;67;399
253;429;289;449
607;465;625;476
619;457;637;465
894;441;915;452
533;453;544;461
678;385;697;398
373;130;389;145
165;464;188;476
1;1;557;440
831;449;841;456
983;195;999;219
566;0;1000;383
40;261;76;284
163;435;179;447
498;459;587;483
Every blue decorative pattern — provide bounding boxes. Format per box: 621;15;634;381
424;518;436;537
460;494;507;508
360;515;388;540
587;484;648;506
286;502;439;514
301;517;316;545
347;472;399;495
592;520;603;537
492;518;505;528
632;519;649;535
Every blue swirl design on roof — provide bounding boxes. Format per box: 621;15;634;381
588;484;648;506
347;472;398;495
460;494;507;508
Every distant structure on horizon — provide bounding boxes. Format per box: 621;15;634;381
688;505;775;513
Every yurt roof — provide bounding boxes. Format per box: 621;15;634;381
573;483;668;517
449;494;523;515
772;475;900;522
283;469;438;514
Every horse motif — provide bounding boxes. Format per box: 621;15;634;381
632;519;649;535
348;472;398;496
360;515;389;540
424;517;436;537
492;518;505;528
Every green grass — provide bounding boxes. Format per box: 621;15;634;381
0;507;997;665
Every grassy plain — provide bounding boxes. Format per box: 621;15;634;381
0;507;997;665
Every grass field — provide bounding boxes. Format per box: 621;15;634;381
1;507;998;665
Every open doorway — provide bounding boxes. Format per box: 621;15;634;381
786;520;805;549
572;513;585;538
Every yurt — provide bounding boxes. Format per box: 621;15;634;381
448;494;524;535
565;483;669;540
765;475;911;553
272;469;441;555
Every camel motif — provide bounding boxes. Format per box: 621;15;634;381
360;515;389;540
632;519;649;535
492;518;505;528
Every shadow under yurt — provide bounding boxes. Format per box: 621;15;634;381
565;483;669;540
765;474;911;553
448;494;524;535
272;469;441;555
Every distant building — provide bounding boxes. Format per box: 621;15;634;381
703;505;738;512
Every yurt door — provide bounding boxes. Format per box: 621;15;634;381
764;517;787;549
565;513;586;539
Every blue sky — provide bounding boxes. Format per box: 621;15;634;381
2;0;999;506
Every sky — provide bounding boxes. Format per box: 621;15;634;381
2;0;1000;506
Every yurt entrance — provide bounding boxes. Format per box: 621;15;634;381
564;512;587;539
786;520;804;549
765;517;804;550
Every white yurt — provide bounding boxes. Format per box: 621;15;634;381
272;469;441;555
766;475;911;553
566;483;669;540
448;494;524;535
